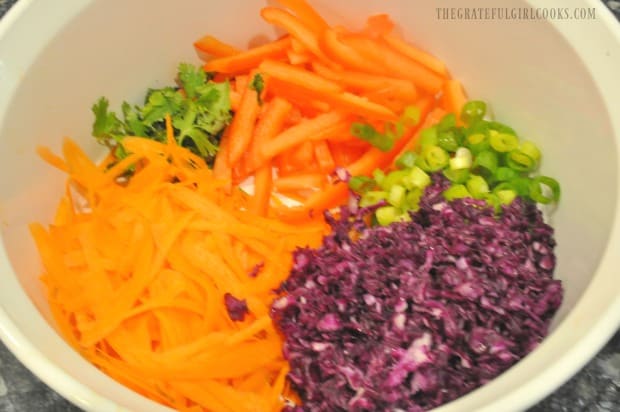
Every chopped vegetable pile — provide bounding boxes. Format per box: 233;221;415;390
32;122;327;410
349;101;560;226
29;0;564;411
272;177;562;411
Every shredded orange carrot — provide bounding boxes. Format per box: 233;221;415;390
32;125;328;412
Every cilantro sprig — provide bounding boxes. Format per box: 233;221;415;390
92;63;232;164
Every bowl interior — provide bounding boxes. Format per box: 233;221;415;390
0;0;618;411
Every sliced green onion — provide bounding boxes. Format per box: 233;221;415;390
506;150;536;172
348;175;375;193
406;189;423;209
489;131;519;152
461;100;487;125
495;188;517;205
351;122;394;151
437;130;460;152
372;168;386;185
487;121;517;136
401;105;421;127
360;190;387;207
437;113;457;131
450;147;473;170
494;167;519;182
508;177;532;197
519;140;541;163
415;145;449;172
388;184;406;207
376;205;400;226
473;150;498;175
379;170;408;191
443;184;471;201
418;126;438;149
529;176;561;204
465;133;490;154
402;166;431;189
395;151;417;169
443;168;470;184
466;175;490;199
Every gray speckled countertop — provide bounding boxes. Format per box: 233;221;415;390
1;0;620;411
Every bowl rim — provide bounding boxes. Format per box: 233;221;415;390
1;0;620;411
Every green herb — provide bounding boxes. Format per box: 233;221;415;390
350;105;421;152
91;63;232;165
250;73;265;104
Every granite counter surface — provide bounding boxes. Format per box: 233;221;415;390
1;0;619;411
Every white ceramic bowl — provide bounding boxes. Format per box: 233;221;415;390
1;0;619;411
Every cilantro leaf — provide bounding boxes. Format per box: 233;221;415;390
91;63;232;166
178;63;207;99
141;87;184;127
92;97;124;145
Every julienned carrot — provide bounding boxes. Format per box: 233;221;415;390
194;35;241;59
275;0;329;34
203;37;292;74
227;77;261;166
382;33;448;76
32;128;327;411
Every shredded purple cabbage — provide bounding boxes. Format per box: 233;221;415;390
224;293;248;321
271;177;563;411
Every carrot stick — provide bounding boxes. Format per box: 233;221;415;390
194;35;241;59
320;27;385;75
260;112;346;160
203;37;292;74
227;78;261;166
342;34;446;94
443;79;467;118
361;14;395;38
313;140;336;173
274;172;325;191
246;96;294;173
247;97;293;215
382;33;448;76
311;61;417;101
275;0;329;34
251;164;273;216
213;127;232;184
259;59;343;95
260;7;331;64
